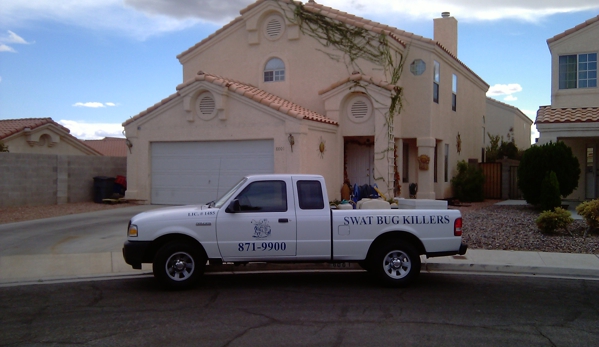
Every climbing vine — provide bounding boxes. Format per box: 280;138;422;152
277;0;406;191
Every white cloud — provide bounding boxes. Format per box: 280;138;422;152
2;0;598;40
324;0;599;22
72;102;117;108
487;83;523;98
58;120;125;140
503;95;518;101
0;30;33;53
0;44;15;53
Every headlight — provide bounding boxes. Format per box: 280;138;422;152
128;222;138;237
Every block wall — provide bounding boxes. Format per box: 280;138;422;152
0;153;126;207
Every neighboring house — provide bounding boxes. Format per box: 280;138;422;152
485;97;533;156
0;118;101;156
536;14;599;200
84;137;128;157
123;0;525;205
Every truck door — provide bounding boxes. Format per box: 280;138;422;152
216;178;297;260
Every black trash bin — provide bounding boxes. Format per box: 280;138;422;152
93;176;115;203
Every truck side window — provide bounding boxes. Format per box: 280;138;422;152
297;180;325;210
235;181;287;212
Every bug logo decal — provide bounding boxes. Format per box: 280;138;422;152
251;219;271;239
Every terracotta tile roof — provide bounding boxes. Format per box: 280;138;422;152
124;72;337;126
84;137;128;157
547;14;599;44
0;118;71;140
318;72;397;95
177;0;488;87
535;105;599;124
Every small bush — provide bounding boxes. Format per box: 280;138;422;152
576;199;599;231
536;207;573;234
451;160;484;202
540;171;561;211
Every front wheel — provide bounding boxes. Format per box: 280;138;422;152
369;241;421;287
153;241;206;290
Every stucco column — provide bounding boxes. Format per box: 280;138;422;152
417;137;436;199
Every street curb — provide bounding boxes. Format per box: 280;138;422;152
423;262;599;280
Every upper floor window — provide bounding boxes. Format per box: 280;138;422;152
559;53;597;89
433;61;440;103
264;58;285;82
452;74;457;111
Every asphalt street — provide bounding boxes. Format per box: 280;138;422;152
1;272;598;346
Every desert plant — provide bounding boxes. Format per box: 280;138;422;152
0;141;8;152
517;141;580;206
576;199;599;237
451;160;485;202
535;207;573;234
540;171;561;211
485;133;520;162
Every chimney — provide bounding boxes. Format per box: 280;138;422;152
434;12;458;56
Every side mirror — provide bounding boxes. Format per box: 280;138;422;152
226;199;241;213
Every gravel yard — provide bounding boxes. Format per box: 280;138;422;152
1;200;598;254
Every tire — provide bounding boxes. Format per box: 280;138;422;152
369;241;421;287
153;241;206;290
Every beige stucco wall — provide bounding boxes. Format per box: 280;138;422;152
549;21;599;108
486;98;533;150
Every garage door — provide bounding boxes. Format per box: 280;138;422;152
151;140;274;205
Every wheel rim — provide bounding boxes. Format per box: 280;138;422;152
382;250;411;279
165;251;195;281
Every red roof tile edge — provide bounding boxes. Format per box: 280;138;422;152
547;14;599;44
123;72;337;127
0;118;71;139
536;105;599;124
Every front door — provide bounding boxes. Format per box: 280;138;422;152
216;179;297;260
345;139;374;186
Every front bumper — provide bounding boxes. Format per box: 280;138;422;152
122;241;152;269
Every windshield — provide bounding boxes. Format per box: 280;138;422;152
213;177;248;208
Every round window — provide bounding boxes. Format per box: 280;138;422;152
195;92;216;120
347;95;372;123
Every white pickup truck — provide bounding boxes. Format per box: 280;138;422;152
123;174;466;289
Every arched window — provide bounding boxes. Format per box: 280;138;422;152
264;58;285;82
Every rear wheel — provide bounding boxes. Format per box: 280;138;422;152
369;241;420;287
153;241;206;290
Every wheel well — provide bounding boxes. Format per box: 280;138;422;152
143;234;207;263
366;231;426;260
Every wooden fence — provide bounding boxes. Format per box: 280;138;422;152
479;162;502;199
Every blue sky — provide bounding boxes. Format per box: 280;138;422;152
1;0;598;142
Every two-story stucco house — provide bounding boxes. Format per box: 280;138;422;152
123;0;496;205
536;14;599;200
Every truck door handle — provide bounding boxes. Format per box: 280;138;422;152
278;218;289;223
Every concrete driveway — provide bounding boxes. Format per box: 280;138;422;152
0;204;161;284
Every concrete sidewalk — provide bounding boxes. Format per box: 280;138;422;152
1;248;598;286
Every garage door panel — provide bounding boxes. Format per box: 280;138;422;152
151;140;274;205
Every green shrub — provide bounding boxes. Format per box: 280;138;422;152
451;160;484;202
536;207;573;234
576;199;599;231
540;171;561;211
518;141;580;206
